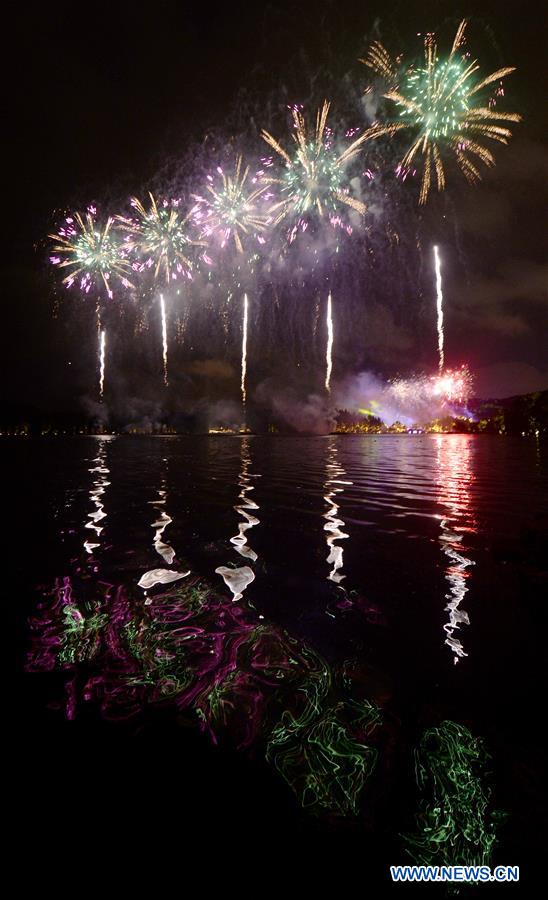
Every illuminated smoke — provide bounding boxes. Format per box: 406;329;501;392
160;293;168;385
434;245;444;372
338;366;474;427
325;292;333;393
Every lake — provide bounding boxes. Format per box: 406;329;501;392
11;434;546;888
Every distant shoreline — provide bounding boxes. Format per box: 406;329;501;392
2;390;546;439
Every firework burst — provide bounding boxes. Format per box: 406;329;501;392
117;193;200;283
361;19;521;203
49;209;134;297
389;365;473;409
192;156;270;253
261;101;378;240
431;365;474;404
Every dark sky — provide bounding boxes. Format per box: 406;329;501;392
4;0;547;420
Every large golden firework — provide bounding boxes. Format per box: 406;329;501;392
192;156;269;254
117;193;199;283
361;19;521;203
261;101;385;228
49;210;134;296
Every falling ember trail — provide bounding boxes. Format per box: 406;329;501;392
325;292;333;393
241;293;248;410
434;245;444;372
160;293;168;385
99;329;106;400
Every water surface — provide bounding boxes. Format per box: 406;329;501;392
11;434;546;880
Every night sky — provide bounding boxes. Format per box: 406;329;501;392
4;0;547;423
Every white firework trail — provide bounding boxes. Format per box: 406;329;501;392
160;293;168;385
241;293;248;410
99;328;106;400
434;245;445;372
325;292;333;393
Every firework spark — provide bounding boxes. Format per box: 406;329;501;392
261;101;376;238
325;293;334;393
160;293;168;386
434;245;444;372
241;294;249;411
192;156;270;253
363;366;474;427
49;210;134;297
431;366;473;404
117;193;199;283
361;19;521;203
